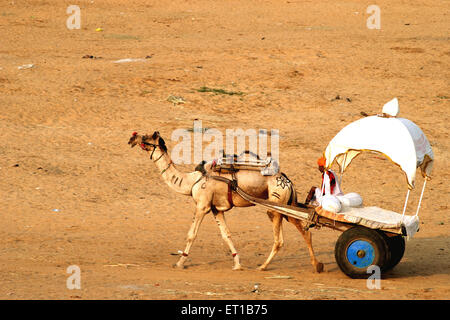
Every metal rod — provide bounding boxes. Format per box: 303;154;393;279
415;178;428;217
401;189;410;217
339;153;348;187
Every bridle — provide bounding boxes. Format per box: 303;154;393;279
140;140;172;175
141;141;161;160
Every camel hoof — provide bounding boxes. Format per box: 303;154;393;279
232;265;243;271
257;265;267;271
173;263;186;269
314;262;324;273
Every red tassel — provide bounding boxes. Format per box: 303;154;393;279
132;131;138;136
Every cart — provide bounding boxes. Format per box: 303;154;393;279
230;99;434;278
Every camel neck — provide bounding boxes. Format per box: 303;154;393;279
151;148;201;195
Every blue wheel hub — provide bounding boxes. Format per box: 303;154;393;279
346;240;375;268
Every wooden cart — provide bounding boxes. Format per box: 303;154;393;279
233;184;412;278
232;100;434;278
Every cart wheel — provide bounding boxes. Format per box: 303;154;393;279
379;233;405;271
335;226;389;279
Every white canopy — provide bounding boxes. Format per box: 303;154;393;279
324;113;434;190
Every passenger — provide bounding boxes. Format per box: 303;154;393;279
305;156;343;206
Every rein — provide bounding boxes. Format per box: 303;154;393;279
141;141;160;160
160;160;173;175
140;141;172;174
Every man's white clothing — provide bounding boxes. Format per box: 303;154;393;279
314;169;343;204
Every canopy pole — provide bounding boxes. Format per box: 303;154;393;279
339;153;348;187
415;178;428;217
401;189;410;217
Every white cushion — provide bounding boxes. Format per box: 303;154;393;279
321;195;342;213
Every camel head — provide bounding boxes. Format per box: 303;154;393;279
128;131;167;154
128;131;143;148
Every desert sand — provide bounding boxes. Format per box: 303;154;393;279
0;0;448;300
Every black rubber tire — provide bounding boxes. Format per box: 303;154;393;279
379;233;406;271
335;226;389;279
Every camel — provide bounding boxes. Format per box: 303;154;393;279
128;131;323;272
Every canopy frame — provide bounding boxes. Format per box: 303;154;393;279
328;149;430;219
328;148;418;189
323;105;433;220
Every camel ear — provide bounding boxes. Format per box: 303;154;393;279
158;137;167;152
152;131;160;140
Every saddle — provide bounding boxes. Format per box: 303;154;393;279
211;150;279;176
193;151;281;210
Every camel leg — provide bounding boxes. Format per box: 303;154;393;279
174;205;209;269
213;211;242;270
288;217;324;273
258;211;284;271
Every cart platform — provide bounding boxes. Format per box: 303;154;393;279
315;206;419;237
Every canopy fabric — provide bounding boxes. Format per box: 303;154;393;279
324;115;434;189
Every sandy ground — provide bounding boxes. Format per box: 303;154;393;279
0;0;449;300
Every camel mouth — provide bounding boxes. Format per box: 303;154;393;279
128;132;140;147
128;137;137;147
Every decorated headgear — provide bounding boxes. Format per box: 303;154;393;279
317;156;326;167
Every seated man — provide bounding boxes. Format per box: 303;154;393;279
305;156;343;206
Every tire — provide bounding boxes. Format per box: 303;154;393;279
335;226;389;279
379;233;406;271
